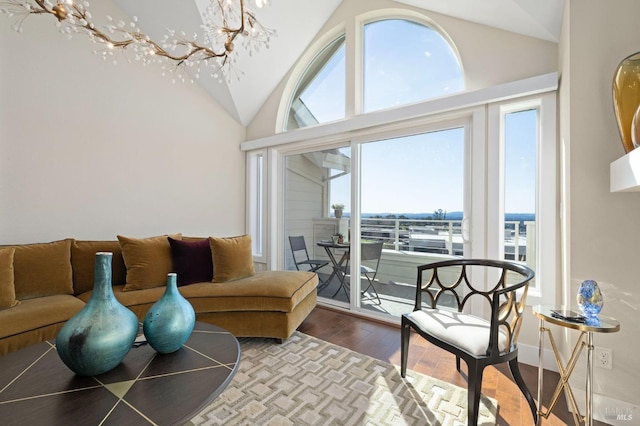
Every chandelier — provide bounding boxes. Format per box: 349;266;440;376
0;0;274;83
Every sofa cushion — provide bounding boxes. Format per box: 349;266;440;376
180;271;318;313
168;237;213;286
0;248;19;310
184;271;318;313
10;239;74;300
71;240;127;295
209;235;255;283
77;271;318;315
0;294;85;340
118;234;181;291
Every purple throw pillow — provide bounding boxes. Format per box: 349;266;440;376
168;237;213;286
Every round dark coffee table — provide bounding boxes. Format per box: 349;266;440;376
0;322;240;425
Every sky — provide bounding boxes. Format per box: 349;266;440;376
330;114;537;215
330;129;465;214
297;19;536;215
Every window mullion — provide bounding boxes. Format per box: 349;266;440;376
346;15;359;118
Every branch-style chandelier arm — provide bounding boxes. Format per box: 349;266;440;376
221;0;245;53
1;0;274;82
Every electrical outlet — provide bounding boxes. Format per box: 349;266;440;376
595;347;613;369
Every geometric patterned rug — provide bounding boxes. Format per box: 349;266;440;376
189;332;497;426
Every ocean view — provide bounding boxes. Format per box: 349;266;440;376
353;212;535;222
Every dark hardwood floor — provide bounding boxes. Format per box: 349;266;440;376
298;306;604;426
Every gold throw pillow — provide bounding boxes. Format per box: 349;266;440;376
209;235;255;283
118;234;182;291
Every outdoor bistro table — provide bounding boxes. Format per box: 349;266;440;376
532;305;620;426
317;240;351;299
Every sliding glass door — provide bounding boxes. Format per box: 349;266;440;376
271;99;556;318
283;146;352;308
355;128;466;315
281;125;467;316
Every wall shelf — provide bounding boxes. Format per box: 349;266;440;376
610;148;640;192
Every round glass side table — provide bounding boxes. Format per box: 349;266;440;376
532;305;620;426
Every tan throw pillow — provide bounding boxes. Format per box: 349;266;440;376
0;248;19;309
118;234;182;291
209;235;255;283
12;239;74;299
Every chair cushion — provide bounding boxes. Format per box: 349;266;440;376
406;309;506;356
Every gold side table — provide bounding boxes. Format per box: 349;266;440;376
532;305;620;426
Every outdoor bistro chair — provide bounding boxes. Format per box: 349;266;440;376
288;235;329;278
400;259;537;426
341;240;384;304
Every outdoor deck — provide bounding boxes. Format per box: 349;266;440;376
287;216;535;318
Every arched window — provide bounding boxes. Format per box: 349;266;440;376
283;16;464;131
363;19;463;112
286;35;345;131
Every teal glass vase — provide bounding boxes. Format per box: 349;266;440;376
56;252;138;376
143;273;195;354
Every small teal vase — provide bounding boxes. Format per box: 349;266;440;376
56;252;138;376
143;273;195;354
577;279;604;317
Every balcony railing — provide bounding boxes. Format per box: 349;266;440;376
302;216;537;314
359;217;534;260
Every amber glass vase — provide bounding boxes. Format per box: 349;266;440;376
613;51;640;153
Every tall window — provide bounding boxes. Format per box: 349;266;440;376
504;109;537;264
247;150;266;261
488;94;557;304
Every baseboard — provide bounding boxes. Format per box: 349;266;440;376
574;393;638;424
517;342;559;372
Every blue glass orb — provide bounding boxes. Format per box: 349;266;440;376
577;279;604;317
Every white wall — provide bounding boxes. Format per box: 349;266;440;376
562;0;640;416
0;0;246;244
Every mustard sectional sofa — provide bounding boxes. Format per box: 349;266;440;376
0;235;318;356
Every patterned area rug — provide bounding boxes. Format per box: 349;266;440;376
190;332;497;426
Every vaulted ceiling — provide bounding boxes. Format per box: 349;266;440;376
111;0;564;126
